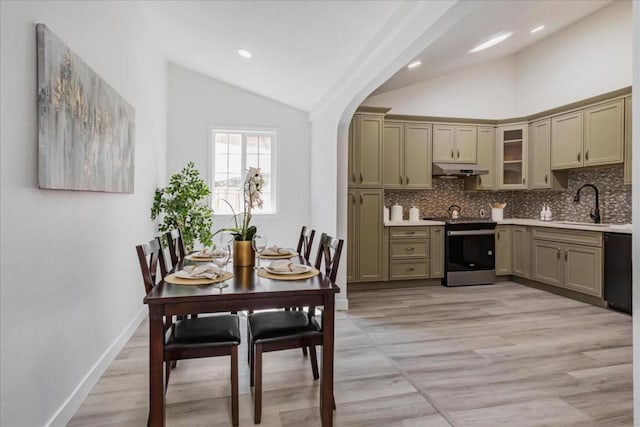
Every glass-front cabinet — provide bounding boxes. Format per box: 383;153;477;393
497;124;528;190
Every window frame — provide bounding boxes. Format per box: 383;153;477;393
208;126;279;217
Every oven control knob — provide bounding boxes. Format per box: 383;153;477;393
488;250;493;256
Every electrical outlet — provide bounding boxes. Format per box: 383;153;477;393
479;208;487;218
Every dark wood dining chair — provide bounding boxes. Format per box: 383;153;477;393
165;228;186;271
136;238;241;427
247;232;343;424
296;225;316;262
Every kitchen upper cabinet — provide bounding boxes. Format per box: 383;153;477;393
383;121;432;189
583;99;624;166
348;189;385;282
551;99;624;170
624;97;632;185
511;226;530;278
433;125;477;163
497;125;528;190
495;226;512;275
551;111;583;169
475;127;497;190
529;119;567;190
349;114;383;188
430;226;445;279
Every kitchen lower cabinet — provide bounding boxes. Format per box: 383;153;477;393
511;226;530;278
430;226;445;278
348;189;385;282
530;228;603;297
495;226;512;275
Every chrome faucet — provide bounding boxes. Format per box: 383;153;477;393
573;184;601;224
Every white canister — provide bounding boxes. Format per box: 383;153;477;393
491;208;504;221
383;206;390;222
409;206;420;222
390;204;403;222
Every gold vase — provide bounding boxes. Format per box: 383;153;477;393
233;240;255;267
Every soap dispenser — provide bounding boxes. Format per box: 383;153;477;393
540;205;545;221
545;204;552;221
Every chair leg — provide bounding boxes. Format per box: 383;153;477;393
309;345;319;380
302;346;308;357
164;360;171;392
333;395;336;410
254;343;263;424
171;360;177;369
250;340;255;387
231;346;239;427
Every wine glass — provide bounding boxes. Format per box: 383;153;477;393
252;234;267;270
211;244;230;289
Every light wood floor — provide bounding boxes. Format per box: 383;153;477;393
69;281;633;426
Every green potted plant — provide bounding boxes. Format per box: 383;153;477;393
151;162;214;251
214;167;265;266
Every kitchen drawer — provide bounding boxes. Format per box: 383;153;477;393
390;239;429;259
390;259;430;280
532;227;602;247
390;226;430;239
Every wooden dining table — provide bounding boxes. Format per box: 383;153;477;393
143;256;340;426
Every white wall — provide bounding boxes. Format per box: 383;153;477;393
631;2;639;425
167;64;311;248
0;2;167;426
361;0;632;119
362;56;517;118
514;0;632;116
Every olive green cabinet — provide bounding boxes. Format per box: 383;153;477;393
347;189;384;282
495;226;512;275
349;114;383;188
551;99;624;170
511;226;530;278
383;121;432;189
430;226;445;278
529;119;568;190
624;97;632;185
530;228;603;297
433;125;477;163
473;126;497;190
389;226;430;280
497;125;528;190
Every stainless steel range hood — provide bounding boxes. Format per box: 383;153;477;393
432;163;488;178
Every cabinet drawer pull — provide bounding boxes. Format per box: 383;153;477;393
359;173;363;183
585;150;589;161
359;194;363;204
406;267;415;271
405;247;415;251
577;152;581;162
565;250;568;261
557;248;560;259
545;174;548;184
457;150;460;159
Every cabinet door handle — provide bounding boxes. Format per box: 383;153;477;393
359;173;363;183
497;232;500;240
400;175;403;185
479;176;482;185
577;152;581;162
585;150;589;161
406;247;415;251
557;248;560;260
451;150;454;159
352;194;356;204
406;267;415;271
565;250;568;261
352;172;356;183
407;231;415;234
522;177;525;185
406;176;410;185
545;174;548;184
457;150;460;158
359;194;363;204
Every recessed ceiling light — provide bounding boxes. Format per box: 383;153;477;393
407;60;422;69
469;32;513;54
531;25;545;34
237;49;252;59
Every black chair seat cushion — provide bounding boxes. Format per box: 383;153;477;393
249;311;320;340
172;314;241;344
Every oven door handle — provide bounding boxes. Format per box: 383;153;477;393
447;230;496;236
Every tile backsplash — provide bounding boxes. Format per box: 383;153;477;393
385;166;632;224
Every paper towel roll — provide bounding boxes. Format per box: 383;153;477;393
409;206;420;222
390;204;403;222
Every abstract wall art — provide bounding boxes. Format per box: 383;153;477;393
36;23;135;193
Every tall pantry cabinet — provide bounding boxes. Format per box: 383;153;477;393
347;113;385;283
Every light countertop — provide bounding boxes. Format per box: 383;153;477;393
384;218;632;234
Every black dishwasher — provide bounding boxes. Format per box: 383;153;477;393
604;233;632;314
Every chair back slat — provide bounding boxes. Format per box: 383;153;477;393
136;238;167;294
165;229;186;271
296;226;316;262
314;233;344;283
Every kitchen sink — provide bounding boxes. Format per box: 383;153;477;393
555;221;626;228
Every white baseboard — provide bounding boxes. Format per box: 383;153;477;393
44;306;147;427
336;297;349;311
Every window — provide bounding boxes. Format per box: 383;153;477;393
211;129;276;215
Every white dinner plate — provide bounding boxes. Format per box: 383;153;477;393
264;264;312;275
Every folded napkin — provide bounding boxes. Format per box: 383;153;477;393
267;260;307;273
194;248;214;257
176;265;223;279
262;245;293;256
